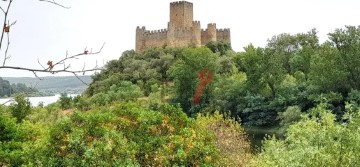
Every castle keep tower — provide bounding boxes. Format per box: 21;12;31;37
169;1;193;28
135;1;231;52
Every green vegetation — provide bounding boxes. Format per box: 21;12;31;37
2;26;360;166
0;77;39;97
4;76;92;95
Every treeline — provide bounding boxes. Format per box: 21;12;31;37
4;76;92;94
0;77;38;97
87;25;360;127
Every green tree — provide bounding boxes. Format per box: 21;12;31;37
10;93;31;123
241;44;286;97
328;26;360;90
205;41;232;56
308;42;349;93
168;47;218;115
59;92;72;110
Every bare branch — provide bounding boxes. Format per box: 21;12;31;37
0;6;5;14
46;43;105;71
0;65;103;74
32;71;42;80
1;99;13;106
37;58;47;70
73;72;88;86
3;30;10;66
0;0;13;53
39;0;70;9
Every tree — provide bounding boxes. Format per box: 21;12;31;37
266;29;319;74
205;41;232;56
328;26;360;90
168;47;218;115
308;42;349;93
59;92;72;110
241;44;286;97
10;93;31;123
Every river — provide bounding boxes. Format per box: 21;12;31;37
0;94;79;106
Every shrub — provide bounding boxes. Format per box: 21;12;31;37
10;93;31;123
252;104;360;166
196;111;252;166
43;103;220;166
277;105;302;126
59;92;73;110
0;113;25;166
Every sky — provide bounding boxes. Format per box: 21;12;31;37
0;0;359;77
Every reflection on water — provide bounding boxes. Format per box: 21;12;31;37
0;94;79;106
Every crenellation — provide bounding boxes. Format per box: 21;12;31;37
170;1;192;6
135;1;231;52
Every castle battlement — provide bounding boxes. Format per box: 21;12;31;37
135;1;231;52
143;29;167;35
170;1;193;6
217;28;230;32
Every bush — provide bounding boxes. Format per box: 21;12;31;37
59;92;73;110
196;111;252;166
0;113;25;166
42;103;220;166
277;105;302;126
73;95;91;111
252;104;360;166
10;93;31;123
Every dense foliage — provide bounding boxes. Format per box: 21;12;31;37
252;104;360;166
2;26;360;166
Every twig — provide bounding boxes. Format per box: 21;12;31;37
1;99;13;105
32;71;42;80
28;82;40;92
38;58;47;70
38;0;71;9
0;6;5;14
0;0;13;53
3;29;10;66
73;72;88;86
0;65;103;74
1;42;105;82
43;43;105;71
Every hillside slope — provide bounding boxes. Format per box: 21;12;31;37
4;76;92;94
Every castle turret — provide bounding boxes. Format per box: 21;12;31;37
136;26;146;52
192;21;201;47
207;23;217;42
169;1;193;28
201;23;217;45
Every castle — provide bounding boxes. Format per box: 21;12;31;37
135;1;231;52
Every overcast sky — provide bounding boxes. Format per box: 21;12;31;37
0;0;359;77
